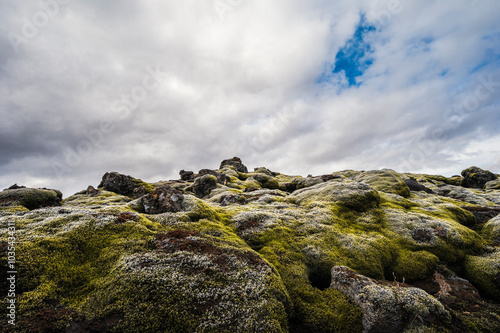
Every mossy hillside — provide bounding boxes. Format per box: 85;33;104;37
2;164;500;332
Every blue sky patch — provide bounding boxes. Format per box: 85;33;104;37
319;14;377;87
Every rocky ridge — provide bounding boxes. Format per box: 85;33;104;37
1;159;499;332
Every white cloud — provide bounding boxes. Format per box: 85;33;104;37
1;0;500;196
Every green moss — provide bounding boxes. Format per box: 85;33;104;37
355;169;411;198
131;177;156;193
181;196;226;222
391;250;439;282
64;191;131;207
464;250;500;300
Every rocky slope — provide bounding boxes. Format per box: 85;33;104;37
1;158;499;332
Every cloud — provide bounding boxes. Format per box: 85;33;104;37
1;0;500;196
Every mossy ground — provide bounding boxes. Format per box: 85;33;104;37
1;169;499;332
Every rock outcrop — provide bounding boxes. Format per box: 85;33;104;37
461;166;498;189
1;160;500;333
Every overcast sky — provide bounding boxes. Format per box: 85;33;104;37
1;0;500;197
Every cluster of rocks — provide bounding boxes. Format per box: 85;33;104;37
1;158;500;333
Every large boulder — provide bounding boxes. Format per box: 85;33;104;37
98;172;151;198
219;157;248;173
331;266;450;333
461;166;497;189
0;188;62;210
142;186;184;214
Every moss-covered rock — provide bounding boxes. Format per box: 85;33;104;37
331;266;451;333
0;188;62;210
355;169;411;198
483;215;500;242
464;249;500;300
289;180;380;211
485;179;500;190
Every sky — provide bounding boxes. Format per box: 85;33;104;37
1;0;500;197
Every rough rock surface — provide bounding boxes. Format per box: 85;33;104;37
220;156;248;173
1;160;500;333
98;171;152;198
461;166;498;189
142;186;184;214
331;266;450;333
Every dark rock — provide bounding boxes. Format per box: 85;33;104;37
197;169;227;184
179;170;195;181
0;188;62;210
193;174;218;198
461;166;498;189
220;157;248;173
142;186;184;214
98;172;149;198
412;229;433;243
404;177;435;194
331;266;450;333
7;184;26;190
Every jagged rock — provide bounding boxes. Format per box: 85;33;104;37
331;266;450;333
142;186;184;214
404;177;435;194
220;157;248;173
193;174;218;197
179;170;195;181
0;187;62;210
461;166;498;189
98;172;151;198
355;169;411;197
7;183;26;190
